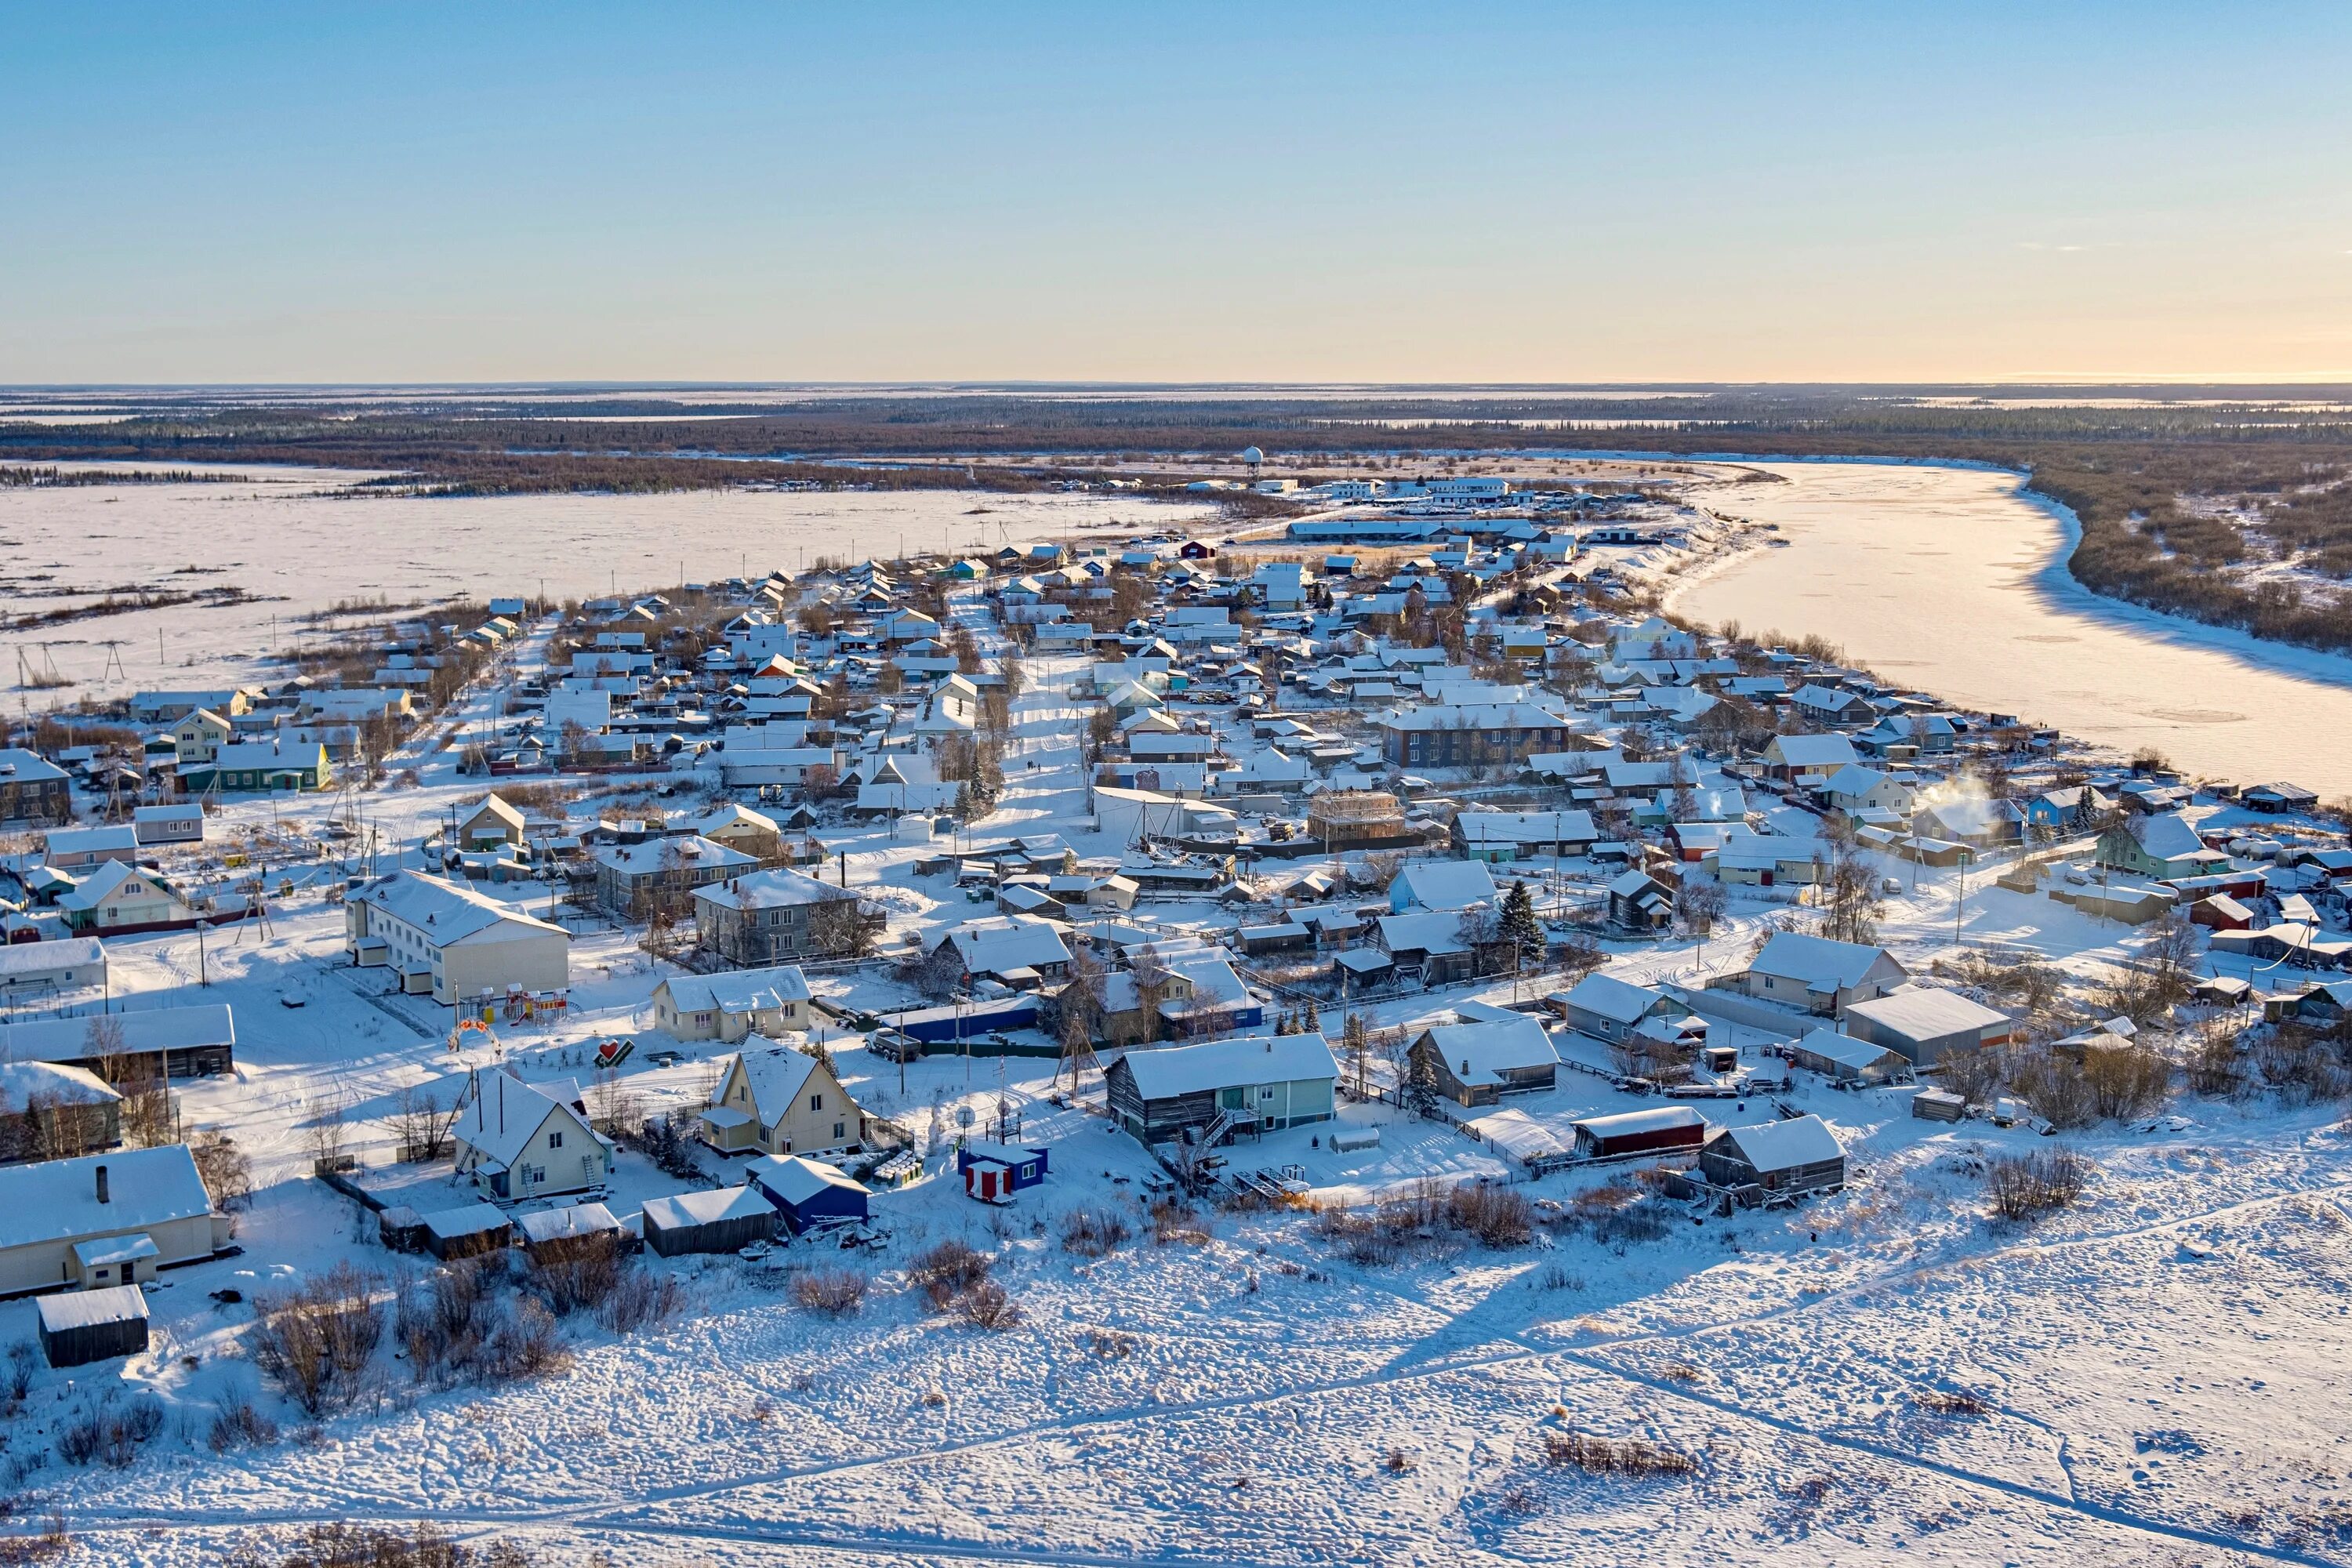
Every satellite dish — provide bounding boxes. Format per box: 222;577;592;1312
1239;447;1264;466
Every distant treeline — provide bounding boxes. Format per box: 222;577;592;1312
10;390;2352;651
0;464;241;487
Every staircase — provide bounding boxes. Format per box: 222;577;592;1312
1198;1105;1261;1149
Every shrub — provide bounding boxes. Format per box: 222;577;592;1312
223;1521;531;1567
595;1269;682;1336
1447;1183;1534;1249
1541;1429;1697;1478
909;1240;992;1311
1985;1148;2093;1221
1915;1389;1991;1416
793;1269;869;1317
56;1397;164;1468
1060;1207;1132;1259
958;1280;1022;1332
487;1298;570;1381
1148;1199;1211;1247
526;1236;625;1317
252;1264;386;1417
206;1395;280;1453
0;1517;67;1566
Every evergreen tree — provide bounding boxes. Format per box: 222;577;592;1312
1500;879;1544;970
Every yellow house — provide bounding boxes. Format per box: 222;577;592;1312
171;709;233;766
698;1043;873;1158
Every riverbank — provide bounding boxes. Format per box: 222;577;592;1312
1664;459;2352;798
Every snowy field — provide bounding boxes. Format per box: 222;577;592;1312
0;466;1214;699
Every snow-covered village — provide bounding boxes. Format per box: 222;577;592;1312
1;449;2350;1566
12;9;2352;1565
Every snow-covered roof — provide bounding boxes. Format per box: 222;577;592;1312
0;1003;235;1067
1461;1107;1570;1160
0;1144;212;1250
2132;811;2209;862
56;860;177;915
720;1044;822;1126
1748;931;1900;993
1376;911;1473;956
1765;733;1861;768
662;964;812;1016
694;867;855;911
937;916;1072;976
746;1154;866;1207
642;1185;775;1230
423;1201;512;1239
0;937;105;978
1572;1105;1704;1138
354;871;568;945
515;1203;621;1245
1393;860;1497;912
1454;809;1599;845
1420;1017;1556;1085
456;1073;587;1170
1118;1032;1338;1100
0;1060;118;1107
589;834;759;877
1843;987;2010;1041
1715;1113;1842;1173
1557;972;1668;1025
37;1283;147;1333
1791;1027;1904;1070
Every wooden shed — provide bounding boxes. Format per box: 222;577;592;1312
377;1205;426;1253
38;1283;148;1369
1568;1106;1706;1160
515;1202;628;1263
420;1202;514;1261
1911;1089;1965;1123
1698;1115;1846;1204
641;1185;778;1258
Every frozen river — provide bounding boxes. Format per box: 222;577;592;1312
1671;460;2352;799
0;469;1211;702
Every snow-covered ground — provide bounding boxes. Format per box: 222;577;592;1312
7;583;2351;1566
0;466;1215;700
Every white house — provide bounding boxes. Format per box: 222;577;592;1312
452;1070;609;1202
0;1145;224;1297
1733;932;1908;1018
344;871;571;1005
652;964;814;1040
0;937;107;1006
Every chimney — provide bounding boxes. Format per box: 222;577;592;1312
95;1164;110;1205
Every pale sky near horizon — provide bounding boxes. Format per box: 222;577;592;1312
5;3;2350;387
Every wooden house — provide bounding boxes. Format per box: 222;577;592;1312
1105;1031;1338;1147
1407;1016;1559;1108
1699;1115;1846;1203
746;1155;869;1232
959;1141;1049;1203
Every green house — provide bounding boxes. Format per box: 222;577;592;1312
181;740;332;793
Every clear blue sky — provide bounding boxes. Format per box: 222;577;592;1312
5;3;2349;383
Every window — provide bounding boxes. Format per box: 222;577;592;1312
1261;1087;1276;1101
547;1130;564;1149
809;1094;822;1111
833;1120;844;1140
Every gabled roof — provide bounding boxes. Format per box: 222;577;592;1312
660;964;812;1015
456;1072;590;1170
1557;972;1670;1025
1842;987;2009;1040
1712;1113;1842;1173
56;860;182;915
935;916;1072;975
1117;1032;1338;1100
1419;1017;1556;1085
355;871;568;945
720;1044;822;1126
0;1143;211;1250
1748;931;1902;993
590;834;759;877
746;1153;866;1207
1393;861;1497;912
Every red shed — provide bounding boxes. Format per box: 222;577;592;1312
1570;1106;1707;1160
